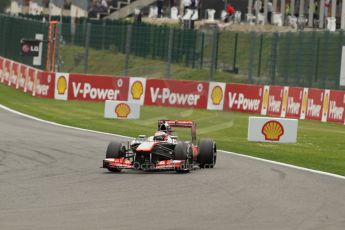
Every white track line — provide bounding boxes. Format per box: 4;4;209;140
1;104;344;180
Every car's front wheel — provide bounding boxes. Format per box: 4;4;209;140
174;142;193;173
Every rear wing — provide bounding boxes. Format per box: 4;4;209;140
158;120;197;142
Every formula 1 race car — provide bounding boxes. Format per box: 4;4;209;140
102;120;217;173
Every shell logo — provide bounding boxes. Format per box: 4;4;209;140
301;90;308;114
211;86;223;105
282;88;288;112
115;103;131;118
131;81;143;100
57;76;67;95
261;120;284;141
262;88;269;110
322;93;329;116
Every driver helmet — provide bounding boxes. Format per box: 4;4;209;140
154;131;168;141
160;122;171;133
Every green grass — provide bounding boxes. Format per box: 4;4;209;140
1;83;345;176
59;45;248;83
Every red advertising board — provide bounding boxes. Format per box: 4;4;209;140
16;64;28;91
144;79;209;109
285;87;304;119
223;83;263;114
266;85;284;117
68;74;129;101
0;57;4;83
305;88;325;121
24;68;37;95
2;59;11;85
327;90;345;124
8;62;19;88
34;71;55;98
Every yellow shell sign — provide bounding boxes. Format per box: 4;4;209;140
115;103;131;118
131;81;143;100
57;76;67;95
211;86;223;105
261;120;284;141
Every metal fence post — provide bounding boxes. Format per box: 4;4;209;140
84;23;91;74
55;22;62;72
295;31;304;85
336;30;344;89
232;33;239;73
321;31;330;88
165;28;174;79
102;21;106;50
199;32;205;69
2;16;8;57
124;25;132;76
314;36;320;83
247;32;256;84
257;33;263;78
270;33;279;85
209;28;218;81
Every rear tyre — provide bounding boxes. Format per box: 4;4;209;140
197;139;216;168
174;142;193;173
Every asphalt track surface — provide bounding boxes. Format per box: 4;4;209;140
0;107;345;230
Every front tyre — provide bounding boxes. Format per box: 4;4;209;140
106;141;125;159
106;141;125;173
197;139;217;168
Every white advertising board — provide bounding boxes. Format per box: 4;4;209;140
340;46;345;86
207;82;226;110
104;100;140;119
248;117;298;143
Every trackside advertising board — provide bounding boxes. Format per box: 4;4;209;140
248;117;298;143
67;74;129;101
223;84;263;114
303;88;325;121
104;100;140;119
0;56;345;125
326;90;345;124
128;77;146;105
266;85;284;117
207;82;226;110
144;79;209;109
284;87;304;119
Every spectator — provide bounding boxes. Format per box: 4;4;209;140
183;0;191;14
190;0;198;10
101;0;108;9
267;0;273;24
170;0;177;7
157;0;164;18
254;0;262;15
64;0;71;10
225;3;235;23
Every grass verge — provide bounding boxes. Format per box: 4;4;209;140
1;83;345;175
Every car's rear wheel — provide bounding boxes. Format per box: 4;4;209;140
197;139;216;168
174;142;193;173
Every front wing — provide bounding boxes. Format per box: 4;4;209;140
103;158;186;171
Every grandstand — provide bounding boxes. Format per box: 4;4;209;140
6;1;345;30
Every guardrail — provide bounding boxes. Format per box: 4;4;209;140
1;56;344;125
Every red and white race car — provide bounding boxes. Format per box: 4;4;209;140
102;120;217;173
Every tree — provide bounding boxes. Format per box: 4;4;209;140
0;0;11;13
